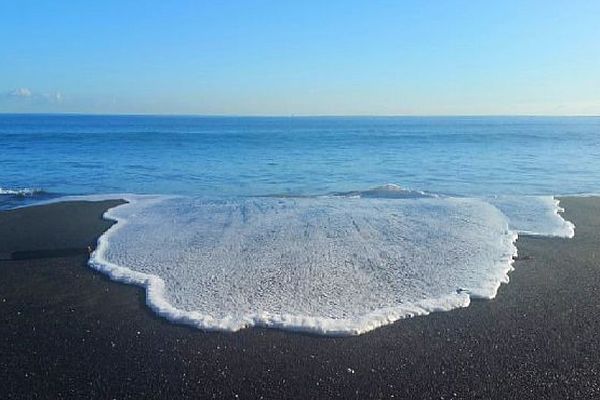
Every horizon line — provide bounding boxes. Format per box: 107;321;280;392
1;112;599;118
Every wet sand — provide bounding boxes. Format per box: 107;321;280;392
1;197;600;399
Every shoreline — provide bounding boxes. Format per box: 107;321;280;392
33;194;554;335
2;197;600;398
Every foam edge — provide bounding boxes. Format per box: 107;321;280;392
516;197;575;238
88;197;520;336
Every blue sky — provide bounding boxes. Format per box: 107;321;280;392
1;1;599;115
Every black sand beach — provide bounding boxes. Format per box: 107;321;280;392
1;198;600;399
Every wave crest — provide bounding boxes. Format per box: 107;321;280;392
332;183;434;199
0;187;46;197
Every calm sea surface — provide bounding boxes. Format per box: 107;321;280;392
1;114;599;208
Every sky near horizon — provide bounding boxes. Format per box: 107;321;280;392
1;1;599;116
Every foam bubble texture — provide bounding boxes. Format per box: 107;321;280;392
488;196;574;238
91;196;518;335
0;187;45;196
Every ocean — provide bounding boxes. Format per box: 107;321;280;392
1;114;598;334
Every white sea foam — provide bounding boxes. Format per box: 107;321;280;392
0;187;45;196
19;187;576;336
86;195;522;335
487;195;574;238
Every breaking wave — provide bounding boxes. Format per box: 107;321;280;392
0;187;46;196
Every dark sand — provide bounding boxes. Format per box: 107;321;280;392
1;198;600;399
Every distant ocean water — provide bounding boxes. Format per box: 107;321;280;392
1;114;598;334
